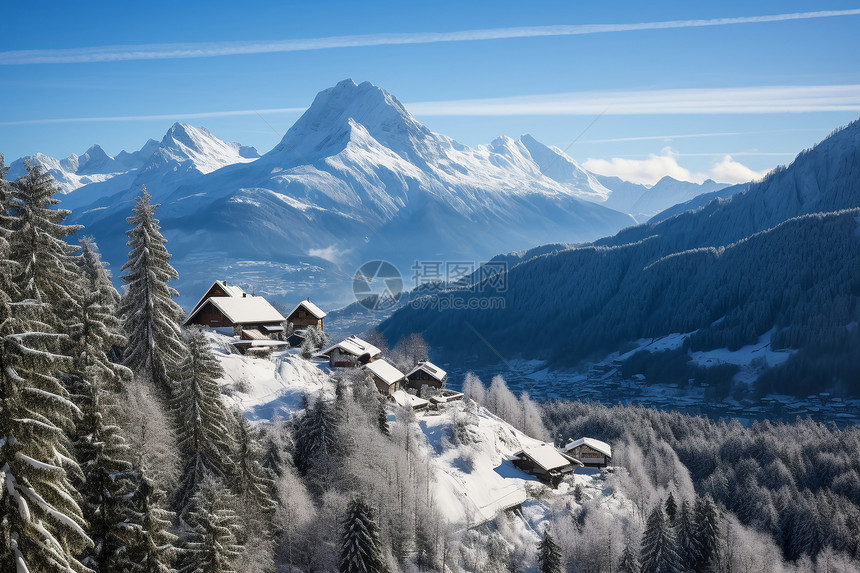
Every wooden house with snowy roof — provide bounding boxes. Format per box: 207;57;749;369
287;298;327;331
184;280;286;341
510;444;582;486
563;437;612;468
364;358;406;396
318;335;382;368
405;361;447;392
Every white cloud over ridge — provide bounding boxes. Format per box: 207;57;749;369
583;147;767;185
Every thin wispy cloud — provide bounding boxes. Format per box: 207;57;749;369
407;85;860;116
5;84;858;127
580;128;811;144
2;9;859;65
0;107;305;127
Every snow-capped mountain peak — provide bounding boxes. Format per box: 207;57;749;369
271;78;438;166
149;122;258;175
76;144;114;174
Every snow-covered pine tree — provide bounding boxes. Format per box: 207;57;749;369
618;543;639;573
377;397;390;437
0;155;10;224
68;236;140;570
180;476;243;573
230;410;276;515
339;497;389;573
675;500;701;573
536;530;563;573
292;397;340;478
260;418;289;478
0;233;92;571
299;325;330;359
74;237;127;391
119;186;186;396
7;160;82;315
664;492;677;523
171;328;233;518
693;496;721;572
125;469;180;573
73;386;137;571
640;506;682;573
228;415;277;573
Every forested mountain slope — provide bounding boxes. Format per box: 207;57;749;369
381;120;860;397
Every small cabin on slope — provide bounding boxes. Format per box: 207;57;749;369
287;299;327;331
364;359;406;396
405;361;448;392
318;335;382;368
511;445;582;486
184;281;286;340
563;437;612;468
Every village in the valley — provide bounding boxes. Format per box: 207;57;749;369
184;279;613;490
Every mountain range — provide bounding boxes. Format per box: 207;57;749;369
11;79;731;308
380;118;860;398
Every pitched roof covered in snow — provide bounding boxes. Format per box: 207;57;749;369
289;299;327;319
189;279;247;314
320;335;382;359
365;359;406;387
391;389;429;410
405;360;447;381
185;295;285;326
512;444;581;472
563;437;612;459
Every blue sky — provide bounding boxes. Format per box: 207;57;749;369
2;0;859;184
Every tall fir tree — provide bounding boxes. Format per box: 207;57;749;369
7;161;82;314
640;506;682;573
675;501;701;573
339;497;389;573
0;155;10;225
119;186;186;396
125;470;180;573
231;410;276;515
72;387;136;572
693;496;721;572
293;397;340;477
664;492;677;524
536;530;563;573
171;328;233;518
179;477;243;573
66;238;139;571
73;237;127;391
618;542;639;573
0;235;92;571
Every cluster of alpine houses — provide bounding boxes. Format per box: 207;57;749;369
183;281;460;410
184;279;615;487
319;333;460;410
509;437;612;486
184;279;327;353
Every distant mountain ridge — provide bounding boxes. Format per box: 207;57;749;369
11;79;744;308
380;119;860;397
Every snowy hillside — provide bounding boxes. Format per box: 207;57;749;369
209;333;619;531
